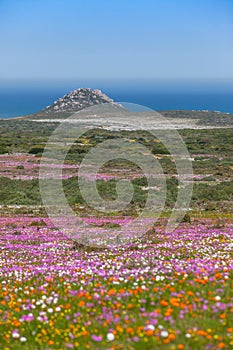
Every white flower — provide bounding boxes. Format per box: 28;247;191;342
55;306;61;312
20;337;27;342
48;308;53;313
12;331;20;338
185;333;191;338
146;325;155;331
215;295;221;301
161;330;168;337
107;333;115;341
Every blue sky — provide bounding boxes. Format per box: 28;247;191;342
0;0;233;81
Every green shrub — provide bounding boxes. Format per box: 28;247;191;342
29;146;44;155
16;165;25;170
29;220;47;227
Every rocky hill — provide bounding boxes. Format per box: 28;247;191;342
42;88;115;114
22;88;120;119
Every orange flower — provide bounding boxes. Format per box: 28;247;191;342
145;330;154;336
160;300;168;307
12;320;21;327
116;325;123;333
170;298;180;307
126;327;134;335
165;308;173;317
180;302;187;309
108;289;116;296
168;334;176;341
197;330;207;337
187;291;193;296
154;308;161;313
218;343;225;349
178;345;185;349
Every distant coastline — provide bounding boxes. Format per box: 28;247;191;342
0;86;233;119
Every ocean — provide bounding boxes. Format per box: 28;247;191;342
0;82;233;118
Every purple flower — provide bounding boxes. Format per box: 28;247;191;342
133;336;139;342
91;335;103;342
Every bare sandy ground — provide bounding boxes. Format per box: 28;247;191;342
30;118;231;130
29;104;232;130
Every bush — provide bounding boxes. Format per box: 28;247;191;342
29;220;47;227
0;146;8;154
29;146;44;155
16;165;25;170
181;212;191;223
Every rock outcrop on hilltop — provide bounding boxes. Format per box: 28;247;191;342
41;88;115;114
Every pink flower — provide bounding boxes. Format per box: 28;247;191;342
91;335;103;342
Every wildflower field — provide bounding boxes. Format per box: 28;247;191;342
0;215;232;349
0;120;232;349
